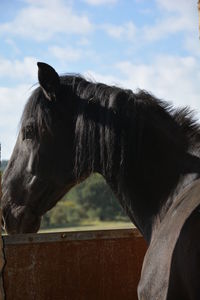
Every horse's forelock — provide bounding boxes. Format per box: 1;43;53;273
20;87;53;138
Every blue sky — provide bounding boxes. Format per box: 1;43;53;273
0;0;199;159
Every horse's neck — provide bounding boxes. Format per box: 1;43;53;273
151;172;199;242
159;149;200;219
104;176;159;243
106;170;199;244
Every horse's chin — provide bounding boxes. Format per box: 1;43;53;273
4;218;41;235
2;207;41;234
18;216;41;234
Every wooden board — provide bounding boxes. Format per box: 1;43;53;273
3;228;147;300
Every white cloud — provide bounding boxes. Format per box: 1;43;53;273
77;37;90;46
156;0;195;14
184;34;200;57
143;16;194;42
115;55;200;111
102;1;197;45
104;22;137;40
85;54;200;116
0;56;39;159
84;0;117;5
141;0;197;43
49;46;82;62
0;56;37;82
84;70;122;87
0;85;32;159
49;45;99;66
153;0;197;37
0;0;92;41
5;39;21;55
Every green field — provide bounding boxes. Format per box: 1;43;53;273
39;220;133;233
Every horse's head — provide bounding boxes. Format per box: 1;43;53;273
2;63;77;234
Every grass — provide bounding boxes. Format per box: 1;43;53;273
39;220;134;233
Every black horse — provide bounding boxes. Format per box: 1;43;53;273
2;62;200;299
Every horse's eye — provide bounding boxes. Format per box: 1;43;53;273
23;125;34;140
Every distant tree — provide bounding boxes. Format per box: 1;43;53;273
66;173;128;221
0;160;8;172
41;173;129;229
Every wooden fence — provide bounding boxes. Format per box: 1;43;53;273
3;228;147;300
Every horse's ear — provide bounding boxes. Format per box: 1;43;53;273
37;62;60;101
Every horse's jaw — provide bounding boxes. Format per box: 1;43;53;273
2;204;41;234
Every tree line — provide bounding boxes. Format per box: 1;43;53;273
41;173;129;229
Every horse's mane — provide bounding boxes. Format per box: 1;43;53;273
21;75;200;185
73;77;200;181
